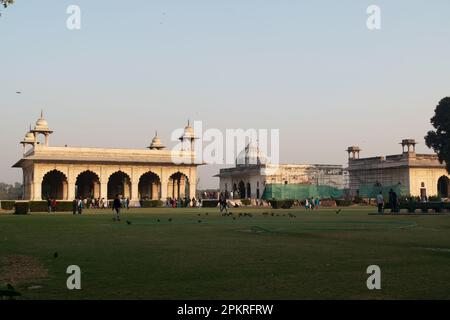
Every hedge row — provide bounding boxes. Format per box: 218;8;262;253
28;201;74;212
1;201;16;210
14;202;29;215
268;200;294;209
202;200;219;208
335;199;353;207
140;200;164;208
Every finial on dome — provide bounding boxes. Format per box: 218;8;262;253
148;130;165;150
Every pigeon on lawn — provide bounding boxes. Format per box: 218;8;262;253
168;218;172;222
53;252;58;259
126;220;132;225
336;209;342;214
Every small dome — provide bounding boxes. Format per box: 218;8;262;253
148;132;165;150
21;131;35;144
182;121;195;139
33;111;53;133
25;131;34;140
236;142;267;166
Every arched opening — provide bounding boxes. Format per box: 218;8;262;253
232;183;238;199
108;171;131;199
168;172;189;200
238;181;245;199
41;170;68;200
437;176;449;198
76;171;100;199
138;172;161;200
246;182;251;198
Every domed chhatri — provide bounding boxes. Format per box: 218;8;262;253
33;110;53;134
180;120;196;140
236;142;267;166
20;126;36;154
30;110;53;147
148;131;165;150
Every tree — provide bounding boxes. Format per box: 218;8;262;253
0;182;23;200
1;0;15;8
0;0;14;16
425;97;450;173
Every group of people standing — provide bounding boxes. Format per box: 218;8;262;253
376;189;399;213
165;197;199;208
304;198;321;210
46;198;57;213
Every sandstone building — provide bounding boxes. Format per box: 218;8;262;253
216;143;344;199
347;139;450;198
13;113;200;204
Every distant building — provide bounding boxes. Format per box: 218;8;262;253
347;139;450;198
13;112;200;203
216;143;344;199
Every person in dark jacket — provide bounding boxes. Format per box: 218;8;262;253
72;198;78;215
112;195;122;221
47;198;52;213
389;189;398;213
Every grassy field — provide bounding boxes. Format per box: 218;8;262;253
1;206;450;300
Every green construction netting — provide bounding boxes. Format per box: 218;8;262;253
262;184;344;200
357;184;408;198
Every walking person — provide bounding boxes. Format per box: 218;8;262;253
376;191;384;214
72;197;78;215
314;197;320;210
112;194;122;222
389;189;398;213
392;190;399;213
51;198;57;213
47;198;52;213
77;198;84;214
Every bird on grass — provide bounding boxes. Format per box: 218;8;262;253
336;209;342;214
205;212;209;216
198;220;202;223
126;220;132;225
168;218;172;222
197;213;201;216
232;217;236;220
53;252;58;259
157;219;160;223
7;284;14;291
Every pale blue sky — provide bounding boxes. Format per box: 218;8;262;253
1;1;449;188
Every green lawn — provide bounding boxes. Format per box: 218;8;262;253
1;206;450;299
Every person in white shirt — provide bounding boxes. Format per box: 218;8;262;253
376;192;384;214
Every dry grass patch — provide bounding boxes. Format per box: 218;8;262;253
0;255;48;286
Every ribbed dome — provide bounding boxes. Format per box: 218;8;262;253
148;132;165;150
182;122;195;139
33;111;53;133
236;142;267;166
24;131;35;142
21;131;35;145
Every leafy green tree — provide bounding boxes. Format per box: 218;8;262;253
425;97;450;173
